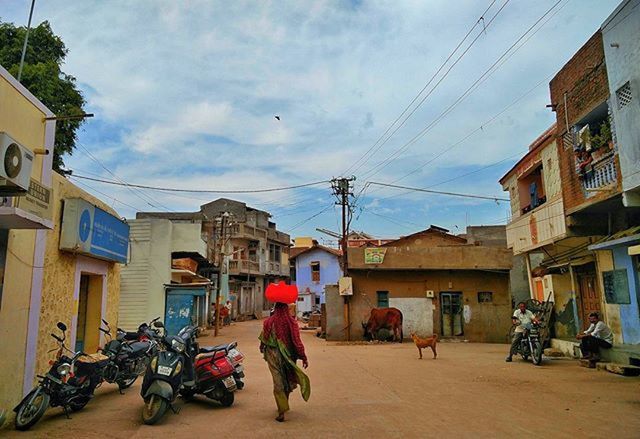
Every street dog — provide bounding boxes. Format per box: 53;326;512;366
410;332;438;359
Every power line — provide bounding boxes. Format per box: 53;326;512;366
75;142;174;211
343;0;509;177
70;173;330;194
358;0;567;181
69;176;144;212
368;181;509;202
286;204;335;233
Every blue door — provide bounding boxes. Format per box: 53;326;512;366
165;293;195;336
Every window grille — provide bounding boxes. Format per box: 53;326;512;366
616;81;632;110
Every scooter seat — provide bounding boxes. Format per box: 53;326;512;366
126;341;150;355
199;344;230;354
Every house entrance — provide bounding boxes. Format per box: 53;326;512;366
440;292;463;337
75;274;103;352
575;263;600;327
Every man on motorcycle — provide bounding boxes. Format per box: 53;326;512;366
576;312;613;364
505;302;538;362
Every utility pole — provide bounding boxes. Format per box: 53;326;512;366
332;176;355;341
214;212;229;337
17;0;36;82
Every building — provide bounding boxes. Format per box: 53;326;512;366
201;199;290;319
119;213;212;335
0;64;129;416
290;240;342;312
500;15;640;362
326;226;513;343
125;199;291;324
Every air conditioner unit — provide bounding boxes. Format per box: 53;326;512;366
0;132;33;196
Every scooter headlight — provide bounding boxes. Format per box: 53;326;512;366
150;356;158;371
57;363;72;377
171;338;185;353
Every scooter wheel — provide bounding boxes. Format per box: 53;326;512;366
142;395;169;425
220;391;234;407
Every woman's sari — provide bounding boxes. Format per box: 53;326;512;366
259;303;310;413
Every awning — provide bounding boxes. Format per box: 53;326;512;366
545;255;595;269
629;245;640;256
588;226;640;251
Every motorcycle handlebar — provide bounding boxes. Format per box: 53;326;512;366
51;333;63;342
99;327;109;334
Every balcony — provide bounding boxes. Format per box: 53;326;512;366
580;152;617;192
265;261;290;277
267;228;290;245
228;259;263;276
506;196;567;255
229;223;267;240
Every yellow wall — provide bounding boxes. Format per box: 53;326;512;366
0;73;48;413
34;173;122;377
595;250;623;344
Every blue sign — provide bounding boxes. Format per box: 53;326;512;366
60;198;130;264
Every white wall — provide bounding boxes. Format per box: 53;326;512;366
389;297;433;337
171;222;206;256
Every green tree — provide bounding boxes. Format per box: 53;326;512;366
0;20;86;172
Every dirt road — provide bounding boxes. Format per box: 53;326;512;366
5;320;639;438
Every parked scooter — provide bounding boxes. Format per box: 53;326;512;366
99;318;161;390
200;341;245;390
514;322;544;366
140;324;237;425
14;322;108;431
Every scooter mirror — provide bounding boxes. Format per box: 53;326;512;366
57;322;67;332
153;321;164;328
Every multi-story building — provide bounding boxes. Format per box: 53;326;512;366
201;199;290;319
501;12;640;361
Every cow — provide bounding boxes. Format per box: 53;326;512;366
361;307;404;343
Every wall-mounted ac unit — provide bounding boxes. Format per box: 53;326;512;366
0;132;33;196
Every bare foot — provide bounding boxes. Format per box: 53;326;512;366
275;414;285;422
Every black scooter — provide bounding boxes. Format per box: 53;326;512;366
99;318;160;391
14;322;108;431
140;321;186;425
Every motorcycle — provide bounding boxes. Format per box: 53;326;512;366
140;324;237;425
202;341;245;390
99;318;161;390
14;322;108;431
515;322;544;366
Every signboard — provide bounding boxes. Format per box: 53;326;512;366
339;276;353;296
364;247;387;264
603;269;630;304
13;179;53;222
60;198;130;263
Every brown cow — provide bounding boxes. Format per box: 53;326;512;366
362;307;403;343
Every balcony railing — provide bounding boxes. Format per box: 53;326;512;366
581;152;617;191
267;228;290;244
228;259;262;275
229;223;268;240
265;261;290;277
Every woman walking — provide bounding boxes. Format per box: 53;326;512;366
259;301;310;422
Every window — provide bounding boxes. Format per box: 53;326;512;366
289;260;296;281
377;291;389;308
311;261;320;282
268;244;281;262
616;81;632;110
518;165;546;214
477;292;493;303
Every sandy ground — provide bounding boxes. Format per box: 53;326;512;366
4;319;639;439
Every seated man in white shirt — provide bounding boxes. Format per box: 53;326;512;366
506;302;538;362
576;312;613;364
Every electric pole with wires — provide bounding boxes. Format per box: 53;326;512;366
331;176;355;341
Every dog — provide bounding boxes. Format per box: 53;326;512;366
410;332;438;359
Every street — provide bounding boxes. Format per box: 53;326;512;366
4;320;640;439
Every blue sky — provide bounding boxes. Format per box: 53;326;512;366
2;0;620;243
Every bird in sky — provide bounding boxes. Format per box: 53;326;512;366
274;115;281;121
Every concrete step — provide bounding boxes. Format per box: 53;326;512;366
580;359;640;376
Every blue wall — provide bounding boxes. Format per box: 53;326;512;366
612;247;640;344
295;249;342;303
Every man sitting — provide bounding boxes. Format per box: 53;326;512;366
576;312;613;365
506;302;538;362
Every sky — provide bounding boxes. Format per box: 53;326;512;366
2;0;621;244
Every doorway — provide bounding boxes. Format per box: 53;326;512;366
440;292;464;337
576;263;600;327
75;274;103;352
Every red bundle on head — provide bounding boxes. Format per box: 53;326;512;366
265;281;298;304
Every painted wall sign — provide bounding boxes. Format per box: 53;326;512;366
60;198;130;263
13;179;53;221
364;248;387;264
